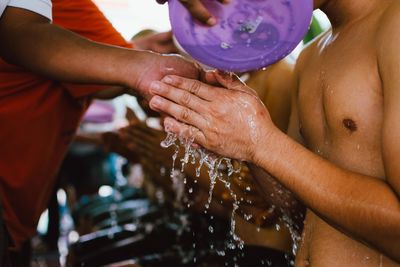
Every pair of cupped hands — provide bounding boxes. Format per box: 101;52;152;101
146;69;276;164
102;108;278;227
136;0;277;163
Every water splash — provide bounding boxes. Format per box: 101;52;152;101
161;132;244;249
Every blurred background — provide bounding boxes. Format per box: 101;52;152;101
32;2;332;266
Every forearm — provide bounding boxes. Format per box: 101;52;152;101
254;129;400;260
0;8;143;89
92;86;130;99
248;163;305;226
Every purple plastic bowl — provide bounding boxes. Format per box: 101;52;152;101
169;0;313;72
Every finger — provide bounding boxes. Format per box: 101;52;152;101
126;128;163;148
200;70;222;86
120;129;158;151
214;71;258;97
153;31;173;42
125;107;141;124
150;81;207;113
150;96;206;130
163;117;206;145
154;43;179;54
124;122;159;138
156;75;218;101
180;0;217;26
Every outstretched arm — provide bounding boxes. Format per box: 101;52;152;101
246;61;305;226
0;7;200;99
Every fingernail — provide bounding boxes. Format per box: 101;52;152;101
164;123;171;132
164;118;174;132
162;76;173;84
151;96;163;107
207;17;217;26
150;82;162;93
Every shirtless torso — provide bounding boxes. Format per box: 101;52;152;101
146;0;400;264
291;1;400;265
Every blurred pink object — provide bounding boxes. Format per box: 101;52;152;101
82;101;115;123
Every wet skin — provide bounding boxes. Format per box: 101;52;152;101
290;1;400;265
148;0;400;265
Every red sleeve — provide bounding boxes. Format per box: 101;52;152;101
52;0;133;98
52;0;132;48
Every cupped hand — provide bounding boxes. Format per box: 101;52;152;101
119;122;173;166
148;71;277;162
101;131;140;163
156;0;231;26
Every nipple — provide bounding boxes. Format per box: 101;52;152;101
343;118;357;133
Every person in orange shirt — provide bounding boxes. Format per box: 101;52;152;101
0;0;178;265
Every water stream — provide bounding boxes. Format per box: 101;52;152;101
161;132;244;250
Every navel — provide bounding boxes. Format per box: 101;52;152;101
299;123;305;138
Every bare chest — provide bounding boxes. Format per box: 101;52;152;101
297;38;385;177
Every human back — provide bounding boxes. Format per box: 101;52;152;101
292;1;400;265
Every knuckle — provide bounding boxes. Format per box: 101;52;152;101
179;107;191;121
189;81;201;95
180;91;192;106
173;76;183;87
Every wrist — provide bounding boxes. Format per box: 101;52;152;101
119;49;144;89
250;126;283;167
117;49;155;88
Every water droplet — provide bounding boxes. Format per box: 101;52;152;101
220;42;232;49
160;132;244;252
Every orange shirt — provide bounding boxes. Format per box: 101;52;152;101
0;0;131;248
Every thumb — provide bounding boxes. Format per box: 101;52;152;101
215;71;258;97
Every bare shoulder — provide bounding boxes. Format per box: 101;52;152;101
266;59;295;103
296;30;330;73
376;1;400;52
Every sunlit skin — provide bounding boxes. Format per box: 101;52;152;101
149;0;400;265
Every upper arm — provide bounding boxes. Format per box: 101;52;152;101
378;5;400;195
0;7;50;61
0;6;49;31
286;62;304;144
